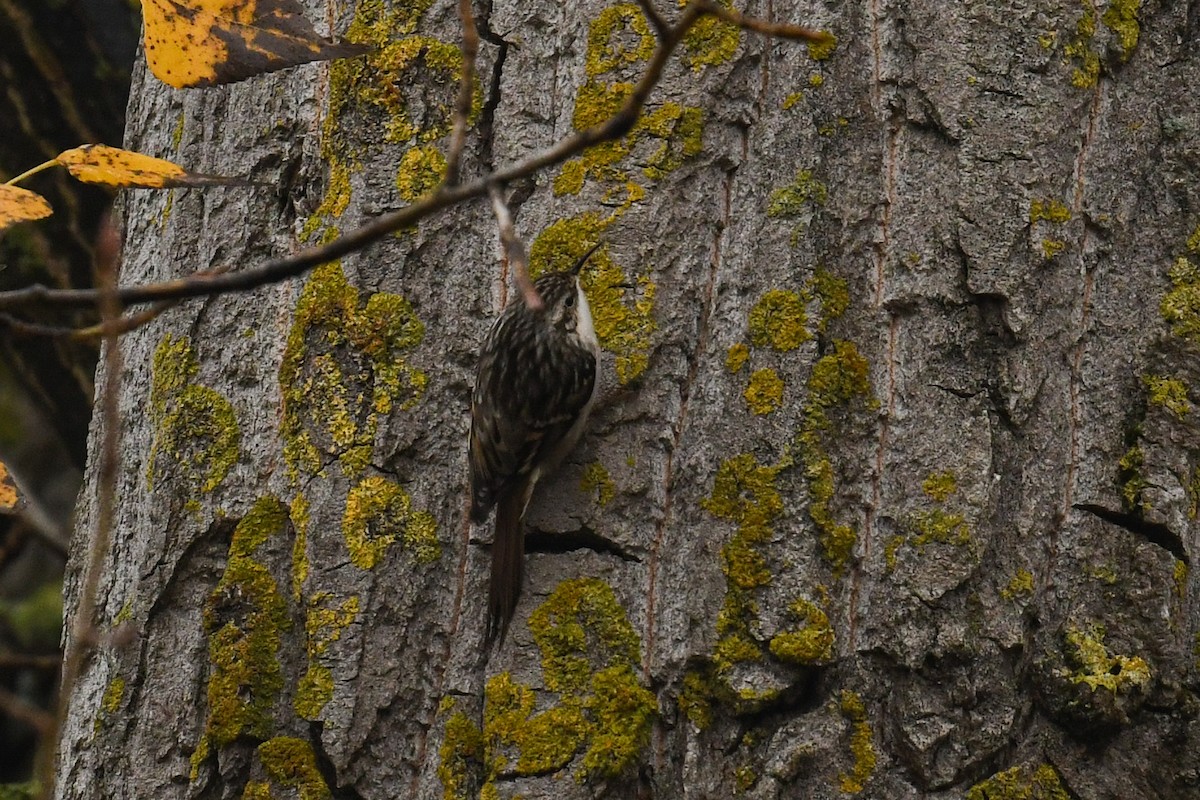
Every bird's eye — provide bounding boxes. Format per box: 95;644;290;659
564;294;575;307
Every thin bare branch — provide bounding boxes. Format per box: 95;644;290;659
488;183;540;310
0;0;829;318
445;0;480;186
693;0;833;43
0;652;61;670
635;0;669;37
45;217;124;798
0;686;53;735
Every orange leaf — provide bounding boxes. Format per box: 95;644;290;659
0;460;19;514
0;184;53;232
141;0;369;88
55;145;234;188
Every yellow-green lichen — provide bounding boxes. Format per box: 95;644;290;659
342;476;440;569
295;593;360;720
744;368;785;415
838;691;876;794
1041;238;1066;260
748;290;811;351
966;763;1070;800
289;495;310;602
807;33;837;61
395;144;448;201
193;497;291;778
682;0;740;71
147;334;240;495
460;579;655;790
529;214;657;384
1001;569;1035;600
1161;257;1200;345
580;461;616;506
782;92;804;110
1060;624;1151;692
677;670;716;729
254;737;331;800
768;597;834;664
767;170;828;219
799;341;875;573
1101;0;1141;61
1143;374;1191;417
555;8;704;197
101;676;125;714
921;470;957;502
438;708;485;800
1174;561;1188;599
1029;199;1071;224
1118;445;1146;513
726;342;750;373
279;262;426;478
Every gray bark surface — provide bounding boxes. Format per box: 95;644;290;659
59;1;1200;798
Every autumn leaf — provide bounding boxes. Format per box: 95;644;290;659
141;0;370;88
0;460;19;514
0;185;53;232
55;145;235;188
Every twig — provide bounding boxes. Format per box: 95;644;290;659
445;0;480;186
487;184;540;310
43;217;125;798
635;0;669;38
0;652;61;670
0;686;53;735
0;1;831;317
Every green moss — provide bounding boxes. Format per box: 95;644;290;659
256;737;331;800
677;670;715;728
279;262;426;478
726;342;750;373
530;215;657;384
437;709;485;800
838;691;876;794
806;33;837;61
683;0;741;71
193;497;291;778
966;763;1070;800
748;290;811;351
343;476;440;569
1029;199;1071;224
295;593;359;719
1187;222;1200;254
1041;238;1066;260
768;597;834;664
580;461;616;506
467;580;654;788
147;334;240;495
395;144;447;201
1161;257;1200;345
1063;6;1100;89
767;170;828;219
1061;624;1151;692
1100;0;1141;60
1174;561;1188;599
744;368;785;415
1001;569;1035;600
171;111;186;151
1143;374;1191;417
799;341;875;573
911;508;970;547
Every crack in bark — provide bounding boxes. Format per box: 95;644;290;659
1073;503;1188;565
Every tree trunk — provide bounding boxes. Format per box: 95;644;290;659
58;1;1200;798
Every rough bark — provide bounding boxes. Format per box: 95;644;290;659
59;1;1200;799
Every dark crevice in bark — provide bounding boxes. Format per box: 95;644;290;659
1072;503;1188;565
474;0;509;173
525;526;640;562
309;721;366;800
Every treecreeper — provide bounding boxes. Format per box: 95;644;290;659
468;243;602;645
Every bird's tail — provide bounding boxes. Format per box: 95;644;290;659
486;481;530;646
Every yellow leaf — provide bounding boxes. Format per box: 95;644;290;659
0;184;53;232
55;145;232;188
0;461;19;514
141;0;369;88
